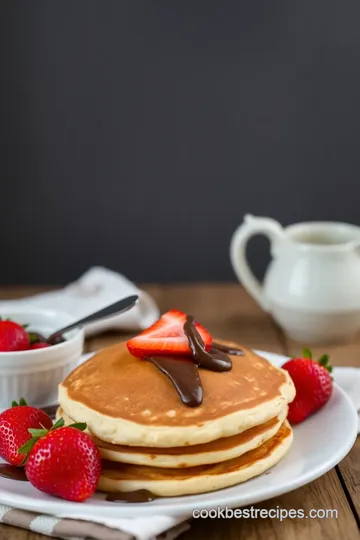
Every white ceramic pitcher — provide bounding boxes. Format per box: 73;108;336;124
230;215;360;344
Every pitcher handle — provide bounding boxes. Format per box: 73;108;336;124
229;215;283;311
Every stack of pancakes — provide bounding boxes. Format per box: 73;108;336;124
58;341;295;497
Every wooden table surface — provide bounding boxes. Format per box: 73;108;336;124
0;284;359;540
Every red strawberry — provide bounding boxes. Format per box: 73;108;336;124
30;342;50;350
0;321;29;352
127;310;212;358
282;349;333;424
0;400;53;466
22;419;101;502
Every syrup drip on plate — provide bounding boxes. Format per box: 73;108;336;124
0;464;28;481
0;464;156;502
106;489;157;503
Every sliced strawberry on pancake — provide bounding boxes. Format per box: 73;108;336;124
127;310;212;358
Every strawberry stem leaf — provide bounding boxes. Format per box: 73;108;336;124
302;348;312;359
51;417;65;431
18;437;39;456
28;428;48;438
318;354;329;365
11;398;27;408
19;415;70;464
68;422;87;431
318;353;332;373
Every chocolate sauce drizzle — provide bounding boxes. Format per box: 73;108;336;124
148;356;203;407
0;464;28;481
212;342;245;357
184;316;232;372
146;315;244;407
106;489;157;503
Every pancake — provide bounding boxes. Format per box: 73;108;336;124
98;420;293;497
57;406;288;468
59;340;295;447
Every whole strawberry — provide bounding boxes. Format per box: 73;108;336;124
0;399;53;466
282;349;333;424
0;321;29;351
21;419;101;502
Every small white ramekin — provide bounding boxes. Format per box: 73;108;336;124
0;308;84;410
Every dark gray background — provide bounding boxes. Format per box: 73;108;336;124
1;1;359;284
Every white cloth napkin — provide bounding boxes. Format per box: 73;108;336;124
0;267;160;336
54;510;190;540
0;503;190;540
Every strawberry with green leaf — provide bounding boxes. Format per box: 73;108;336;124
19;418;101;502
0;399;53;466
282;348;333;424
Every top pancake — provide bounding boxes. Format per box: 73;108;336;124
59;340;295;447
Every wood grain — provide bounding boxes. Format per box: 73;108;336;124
185;470;359;540
0;284;358;540
282;334;360;368
0;526;46;540
337;438;360;523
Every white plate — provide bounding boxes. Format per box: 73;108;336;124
0;350;357;518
